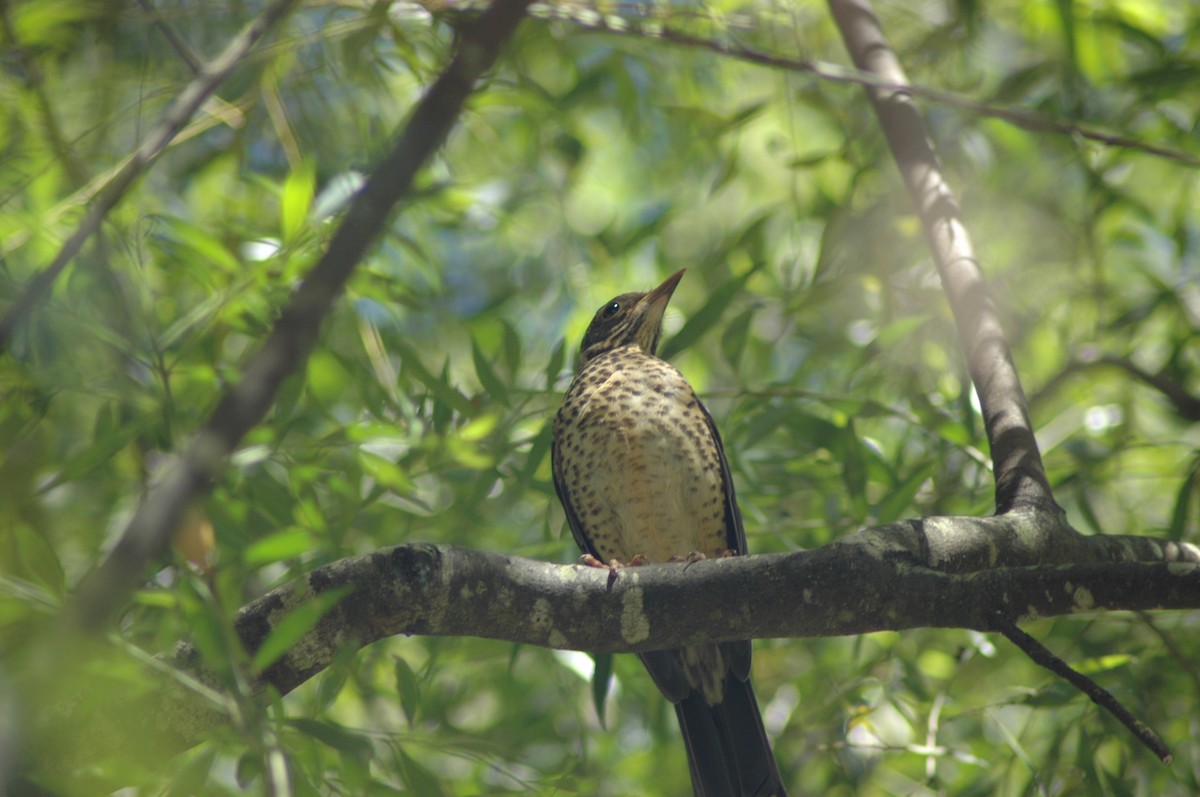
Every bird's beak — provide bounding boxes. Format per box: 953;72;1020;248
635;269;685;353
644;269;685;310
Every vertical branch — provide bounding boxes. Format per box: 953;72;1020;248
826;0;1057;515
61;0;535;632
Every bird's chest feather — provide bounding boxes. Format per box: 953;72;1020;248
554;350;728;562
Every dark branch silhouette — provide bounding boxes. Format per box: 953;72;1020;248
992;614;1172;764
37;534;1200;774
1033;350;1200;423
825;0;1189;765
828;0;1054;515
59;0;537;632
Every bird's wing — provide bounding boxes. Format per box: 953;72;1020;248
693;389;747;556
695;389;753;681
551;417;601;561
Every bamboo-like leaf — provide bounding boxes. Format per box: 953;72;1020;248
471;336;509;405
660;263;763;361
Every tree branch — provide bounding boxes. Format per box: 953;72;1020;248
1086;353;1200;422
39;526;1199;774
137;0;204;74
534;6;1200;167
0;0;302;352
1030;349;1200;424
991;613;1172;764
827;0;1055;515
54;0;536;634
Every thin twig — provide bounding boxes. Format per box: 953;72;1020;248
1030;350;1200;423
137;0;204;74
538;7;1199;167
0;0;302;352
1092;354;1200;422
991;613;1172;764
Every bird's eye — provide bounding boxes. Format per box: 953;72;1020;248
603;302;620;318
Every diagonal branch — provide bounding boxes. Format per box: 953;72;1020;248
59;0;536;632
137;0;204;74
0;0;302;352
991;613;1172;764
1087;353;1200;422
827;0;1055;515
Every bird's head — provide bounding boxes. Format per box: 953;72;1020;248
578;269;684;365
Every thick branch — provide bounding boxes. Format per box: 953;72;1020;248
827;0;1054;515
150;530;1200;748
35;520;1200;773
59;0;535;633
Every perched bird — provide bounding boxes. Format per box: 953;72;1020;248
552;269;787;797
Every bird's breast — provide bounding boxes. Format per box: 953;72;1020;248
554;350;729;563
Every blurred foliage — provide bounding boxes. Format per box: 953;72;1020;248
1;0;1199;794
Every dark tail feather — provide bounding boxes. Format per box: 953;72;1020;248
674;675;788;797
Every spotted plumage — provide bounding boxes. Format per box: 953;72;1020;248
552;269;787;797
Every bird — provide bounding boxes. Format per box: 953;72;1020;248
551;269;787;797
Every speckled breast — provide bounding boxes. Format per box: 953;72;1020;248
553;345;729;564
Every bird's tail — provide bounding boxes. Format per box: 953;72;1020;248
674;674;788;797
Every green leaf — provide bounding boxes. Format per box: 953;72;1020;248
545;337;567;390
393;656;421;727
307;350;351;406
395;749;448;797
358;451;414;493
288;718;373;756
1072;654;1133;675
518;420;553;488
151;214;241;275
397;344;473;418
875;462;935;524
243;528;316;567
235;752;261;788
281;160;316;243
10;523;66;595
165;746;218;797
590;652;613;729
1074;487;1106;535
838;419;869;507
1166;457;1199;541
252;587;352;673
660;263;763;361
709;148;740;196
38;413;152;494
720;305;755;370
501;318;522;374
471;336;509;405
13;0;97;49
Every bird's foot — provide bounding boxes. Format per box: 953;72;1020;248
579;553;648;569
669;550;736;569
580;553;648;587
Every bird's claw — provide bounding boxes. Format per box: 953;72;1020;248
580;553;648;586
